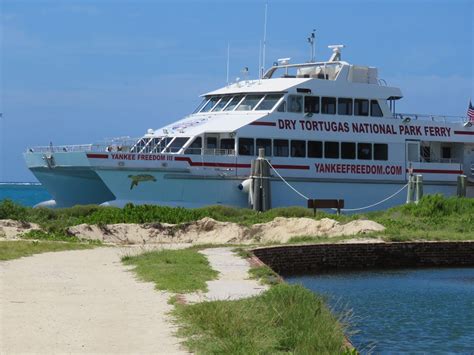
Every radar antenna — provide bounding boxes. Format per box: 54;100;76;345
328;44;345;62
307;30;316;62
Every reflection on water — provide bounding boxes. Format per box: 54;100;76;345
287;268;474;353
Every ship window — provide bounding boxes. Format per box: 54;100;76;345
200;96;220;113
277;100;286;112
236;95;264;111
288;95;303;113
166;137;189;153
255;94;283;111
321;97;336;114
206;137;217;149
212;96;232;112
307;141;322;158
291;140;306;158
374;143;388;160
442;146;451;159
358;143;372;160
145;137;162;153
304;96;320;114
338;98;353;116
185;137;202;155
370;100;383;117
220;138;235;151
256;139;272;156
355;99;369;116
273;139;289;157
131;138;149;153
341;142;356;159
224;95;245;111
324;141;339;159
193;99;208;114
238;138;254;156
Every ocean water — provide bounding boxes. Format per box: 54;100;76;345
0;183;51;207
287;268;474;353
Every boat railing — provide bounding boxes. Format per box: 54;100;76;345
393;113;467;123
27;143;237;157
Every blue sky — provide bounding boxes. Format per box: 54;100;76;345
0;0;472;182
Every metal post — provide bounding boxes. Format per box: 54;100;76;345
415;174;423;204
457;174;467;197
251;148;271;212
406;174;414;203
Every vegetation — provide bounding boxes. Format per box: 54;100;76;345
0;240;94;261
121;248;218;293
174;283;347;354
248;264;281;285
364;195;474;241
1;194;473;242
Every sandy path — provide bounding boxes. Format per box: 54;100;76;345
0;247;188;354
185;247;268;303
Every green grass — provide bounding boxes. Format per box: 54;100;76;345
174;283;347;354
0;240;94;261
121;248;218;293
2;194;473;242
248;264;281;285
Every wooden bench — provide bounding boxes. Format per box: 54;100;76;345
307;199;345;215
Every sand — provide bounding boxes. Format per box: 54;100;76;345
67;217;385;245
0;219;40;239
185;247;268;303
0;247;188;354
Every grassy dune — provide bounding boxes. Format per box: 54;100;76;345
1;194;473;242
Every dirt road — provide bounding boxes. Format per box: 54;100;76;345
0;247;188;354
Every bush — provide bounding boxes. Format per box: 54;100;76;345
0;199;28;220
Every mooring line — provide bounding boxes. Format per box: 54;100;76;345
265;158;409;212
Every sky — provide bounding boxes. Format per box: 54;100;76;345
0;0;473;182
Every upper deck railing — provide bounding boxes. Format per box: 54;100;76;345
394;113;467;123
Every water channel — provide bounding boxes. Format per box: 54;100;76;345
287;268;474;353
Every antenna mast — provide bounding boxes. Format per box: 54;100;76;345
226;42;230;85
307;29;316;62
261;2;268;78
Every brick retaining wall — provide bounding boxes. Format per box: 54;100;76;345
252;242;474;275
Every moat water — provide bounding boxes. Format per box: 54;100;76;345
287;268;474;353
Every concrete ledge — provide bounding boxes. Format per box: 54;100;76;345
252;241;474;275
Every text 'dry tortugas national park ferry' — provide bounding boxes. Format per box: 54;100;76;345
24;44;474;210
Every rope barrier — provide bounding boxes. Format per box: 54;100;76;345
265;158;409;212
336;183;408;212
265;159;310;201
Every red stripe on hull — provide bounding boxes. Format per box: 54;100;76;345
272;164;310;170
86;153;109;159
453;130;474;135
174;156;251;168
174;156;309;170
407;168;463;174
249;122;276;126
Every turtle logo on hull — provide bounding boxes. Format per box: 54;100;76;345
128;174;157;190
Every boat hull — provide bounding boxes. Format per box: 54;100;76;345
24;152;115;207
94;168;458;211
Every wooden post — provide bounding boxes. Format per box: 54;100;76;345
251;148;271;212
415;174;423;204
406;174;415;204
457;174;467;197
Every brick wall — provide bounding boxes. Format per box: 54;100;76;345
252;242;474;275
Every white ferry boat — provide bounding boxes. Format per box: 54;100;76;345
24;45;474;210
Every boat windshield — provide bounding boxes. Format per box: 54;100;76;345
223;95;245;111
236;95;265;111
255;94;283;111
200;97;220;112
212;96;232;112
